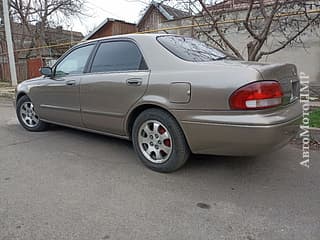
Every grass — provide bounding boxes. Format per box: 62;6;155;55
310;109;320;128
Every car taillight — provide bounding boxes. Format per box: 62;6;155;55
229;81;283;110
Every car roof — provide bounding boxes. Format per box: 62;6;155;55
78;33;168;45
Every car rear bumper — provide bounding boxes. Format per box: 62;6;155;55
173;101;302;156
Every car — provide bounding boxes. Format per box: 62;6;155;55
15;34;302;172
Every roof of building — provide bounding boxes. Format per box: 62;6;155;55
137;2;190;27
207;0;268;11
160;4;190;19
83;18;136;40
206;0;305;12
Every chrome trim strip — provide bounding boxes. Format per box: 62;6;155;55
40;104;80;112
40;104;124;117
81;109;124;118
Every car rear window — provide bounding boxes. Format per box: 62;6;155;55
157;35;228;62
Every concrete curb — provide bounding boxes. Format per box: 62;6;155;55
310;101;320;108
0;82;15;99
0;89;15;99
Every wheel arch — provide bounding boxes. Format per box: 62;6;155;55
125;103;187;142
16;91;28;102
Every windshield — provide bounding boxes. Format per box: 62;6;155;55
157;35;232;62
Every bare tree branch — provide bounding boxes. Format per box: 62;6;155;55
257;13;320;61
258;0;268;18
198;0;244;60
243;0;261;41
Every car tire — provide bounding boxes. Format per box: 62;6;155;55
16;95;48;132
132;108;190;173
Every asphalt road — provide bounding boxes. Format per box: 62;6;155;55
0;97;319;240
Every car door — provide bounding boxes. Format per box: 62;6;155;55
80;40;150;135
35;44;95;126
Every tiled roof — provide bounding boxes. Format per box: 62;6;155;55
137;2;190;27
83;18;136;40
160;4;190;19
207;0;285;12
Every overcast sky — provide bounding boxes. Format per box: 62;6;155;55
70;0;149;35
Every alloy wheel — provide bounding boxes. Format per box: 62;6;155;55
138;120;173;164
20;102;40;128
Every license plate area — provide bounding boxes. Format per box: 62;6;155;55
290;79;299;102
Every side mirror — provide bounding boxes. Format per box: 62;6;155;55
40;67;52;77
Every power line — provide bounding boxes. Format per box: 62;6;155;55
0;8;319;56
87;2;124;20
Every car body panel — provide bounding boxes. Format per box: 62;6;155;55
80;70;150;135
172;100;302;155
180;115;301;155
32;75;82;126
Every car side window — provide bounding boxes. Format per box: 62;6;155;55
91;41;147;73
55;44;95;77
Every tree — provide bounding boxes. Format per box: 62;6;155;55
164;0;320;61
9;0;86;56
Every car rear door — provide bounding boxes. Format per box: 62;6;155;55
80;40;150;135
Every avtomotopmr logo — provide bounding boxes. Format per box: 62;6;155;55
299;72;310;168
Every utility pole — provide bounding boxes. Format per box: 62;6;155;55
2;0;17;86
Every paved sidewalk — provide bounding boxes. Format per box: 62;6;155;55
310;101;320;108
0;82;15;98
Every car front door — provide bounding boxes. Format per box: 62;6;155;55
80;40;150;135
35;44;95;126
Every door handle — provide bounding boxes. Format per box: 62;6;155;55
126;78;142;86
66;80;76;86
